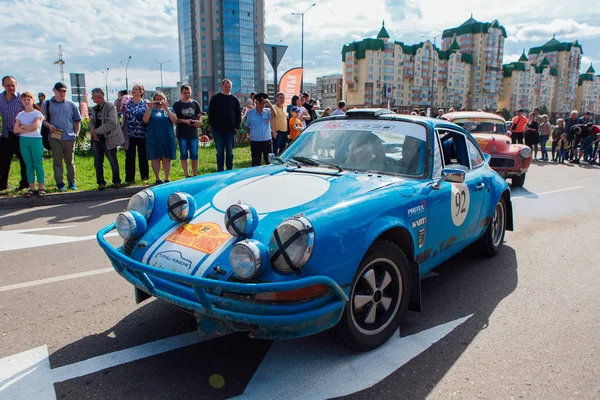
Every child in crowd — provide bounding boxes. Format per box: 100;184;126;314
551;118;565;161
288;107;304;142
557;133;570;163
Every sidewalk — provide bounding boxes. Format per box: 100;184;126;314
0;185;149;210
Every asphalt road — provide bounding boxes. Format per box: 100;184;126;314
1;162;599;400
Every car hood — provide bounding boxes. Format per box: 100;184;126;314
473;133;520;154
133;165;418;278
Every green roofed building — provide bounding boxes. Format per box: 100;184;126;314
527;36;583;117
341;22;473;111
499;56;556;114
576;64;600;116
441;16;507;111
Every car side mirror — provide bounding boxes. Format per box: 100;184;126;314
432;168;466;190
483;153;491;164
268;153;275;164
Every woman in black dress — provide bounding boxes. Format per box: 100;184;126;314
525;112;540;160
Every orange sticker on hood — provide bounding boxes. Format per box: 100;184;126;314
166;222;231;254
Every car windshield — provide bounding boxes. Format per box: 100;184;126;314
453;118;507;134
279;120;428;177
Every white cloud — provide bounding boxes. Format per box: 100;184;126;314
2;0;600;98
507;19;600;43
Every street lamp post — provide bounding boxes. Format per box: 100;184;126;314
120;55;131;92
101;67;110;101
292;3;316;93
154;59;172;89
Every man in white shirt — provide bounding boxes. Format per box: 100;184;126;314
331;101;346;116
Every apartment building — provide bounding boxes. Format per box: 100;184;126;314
499;52;557;113
527;36;582;118
177;0;265;110
316;74;343;110
576;64;600;116
341;23;472;111
441;17;506;111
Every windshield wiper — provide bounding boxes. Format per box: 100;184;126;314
292;156;344;172
274;156;301;168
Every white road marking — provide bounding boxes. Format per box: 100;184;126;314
0;331;215;400
0;268;114;292
512;186;584;200
233;315;472;400
0;227;118;252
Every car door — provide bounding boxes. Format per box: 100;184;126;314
417;128;485;273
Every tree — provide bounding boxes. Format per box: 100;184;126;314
538;105;549;117
500;108;511;121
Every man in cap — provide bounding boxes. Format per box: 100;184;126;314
244;93;277;166
41;82;82;191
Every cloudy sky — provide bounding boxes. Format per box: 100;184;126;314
2;0;599;101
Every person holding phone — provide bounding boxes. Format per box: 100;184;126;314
173;84;202;177
142;92;177;184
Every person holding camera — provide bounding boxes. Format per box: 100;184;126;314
142;92;177;185
173;84;202;178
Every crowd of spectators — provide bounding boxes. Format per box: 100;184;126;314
2;73;598;198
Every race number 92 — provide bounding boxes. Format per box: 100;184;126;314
451;182;470;226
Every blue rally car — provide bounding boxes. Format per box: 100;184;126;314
97;109;513;351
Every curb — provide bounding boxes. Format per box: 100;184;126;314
0;185;150;211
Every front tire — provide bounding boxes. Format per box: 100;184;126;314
334;240;411;351
475;197;507;256
511;173;526;187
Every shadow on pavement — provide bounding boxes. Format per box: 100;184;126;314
48;296;271;400
0;198;129;228
345;245;519;399
14;245;517;400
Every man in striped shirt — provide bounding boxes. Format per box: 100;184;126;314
0;76;28;191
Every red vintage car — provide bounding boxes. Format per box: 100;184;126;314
442;112;532;187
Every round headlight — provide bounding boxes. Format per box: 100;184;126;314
116;211;147;240
230;240;267;280
269;217;314;274
127;190;155;220
224;203;258;236
519;147;532;159
167;192;197;222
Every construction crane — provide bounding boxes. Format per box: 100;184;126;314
54;45;65;83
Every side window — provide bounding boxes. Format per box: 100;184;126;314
438;130;470;170
467;140;484;168
432;131;443;178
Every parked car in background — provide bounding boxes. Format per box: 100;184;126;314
97;109;513;351
441;112;532;187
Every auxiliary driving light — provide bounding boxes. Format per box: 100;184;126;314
224;203;258;236
116;211;147;240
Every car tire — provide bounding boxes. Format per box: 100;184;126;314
333;240;411;351
511;173;526;188
475;197;507;256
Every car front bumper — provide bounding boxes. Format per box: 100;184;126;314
97;224;349;340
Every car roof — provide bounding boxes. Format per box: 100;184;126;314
442;111;506;122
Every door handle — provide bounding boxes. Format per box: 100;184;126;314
476;182;485;190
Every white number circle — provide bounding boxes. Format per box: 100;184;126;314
451;182;470;226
